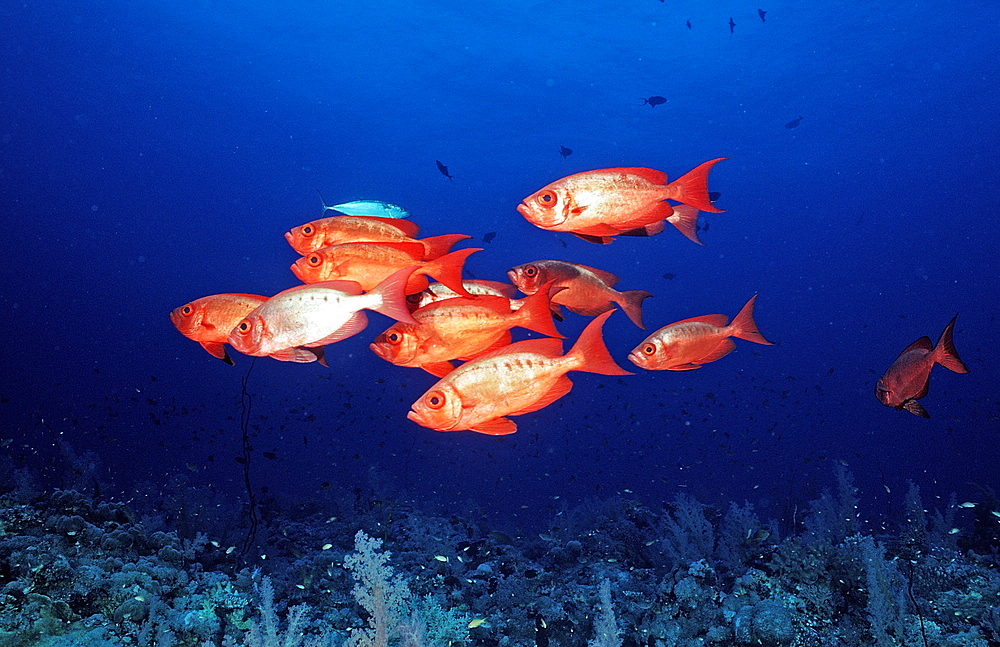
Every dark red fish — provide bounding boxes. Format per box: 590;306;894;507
875;315;968;417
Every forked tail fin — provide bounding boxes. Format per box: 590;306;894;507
566;310;633;375
316;190;336;214
615;290;654;329
729;294;774;345
934;314;969;373
668;158;725;213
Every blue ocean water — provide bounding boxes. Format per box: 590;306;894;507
1;1;999;644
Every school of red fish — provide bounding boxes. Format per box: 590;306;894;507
171;160;968;434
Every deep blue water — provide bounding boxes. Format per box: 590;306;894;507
2;0;998;533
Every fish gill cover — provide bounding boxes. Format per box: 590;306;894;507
0;0;999;645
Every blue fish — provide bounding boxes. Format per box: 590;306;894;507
317;191;411;219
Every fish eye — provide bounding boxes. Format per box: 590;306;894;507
387;332;402;344
237;321;251;333
426;391;446;409
536;191;556;207
642;344;656;355
524;266;538;277
181;305;193;316
308;255;322;266
302;225;314;236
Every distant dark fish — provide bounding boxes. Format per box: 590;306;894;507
709;191;721;202
875;315;968;417
559;145;573;159
686;19;692;30
729;17;736;33
662;272;676;280
483;231;497;244
641;96;667;107
436;160;454;181
785;116;803;129
758;9;767;23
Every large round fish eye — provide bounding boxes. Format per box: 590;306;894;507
181;305;193;316
237;321;251;333
426;391;446;409
301;225;314;236
537;191;556;207
524;265;538;277
642;344;656;355
308;255;322;266
387;332;402;344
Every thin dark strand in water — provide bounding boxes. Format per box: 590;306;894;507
238;359;259;558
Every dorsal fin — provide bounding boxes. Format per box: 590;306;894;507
899;336;933;357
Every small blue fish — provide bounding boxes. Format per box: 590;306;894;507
317;191;411;219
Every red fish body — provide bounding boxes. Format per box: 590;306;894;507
516;160;724;244
406;310;631;435
508;259;652;328
170;293;268;365
227;267;417;363
875;315;968;417
371;288;563;377
628;295;772;370
285;215;469;259
290;241;479;297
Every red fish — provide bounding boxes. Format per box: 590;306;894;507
628;295;773;370
371;287;563;377
290;241;479;297
227;267;417;362
284;215;469;259
875;315;968;417
170;293;268;365
507;259;652;328
406;310;631;435
517;160;724;244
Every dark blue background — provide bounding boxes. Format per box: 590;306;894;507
2;0;997;530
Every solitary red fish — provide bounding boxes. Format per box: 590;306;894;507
170;293;268;365
517;160;724;244
628;295;772;370
875;315;968;417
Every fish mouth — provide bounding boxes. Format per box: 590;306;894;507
369;342;390;361
290;262;306;282
626;351;645;368
406;410;425;427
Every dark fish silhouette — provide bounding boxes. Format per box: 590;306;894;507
785;116;803;129
875;315;968;417
436;160;454;181
729;17;735;33
662;272;676;280
483;231;497;244
686;19;692;30
709;191;721;202
642;96;667;107
559;145;573;159
758;9;766;22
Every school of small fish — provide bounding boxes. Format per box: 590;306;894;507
172;158;968;434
